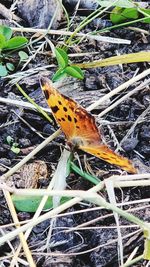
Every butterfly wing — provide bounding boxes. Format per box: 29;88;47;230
79;144;137;173
40;77;101;144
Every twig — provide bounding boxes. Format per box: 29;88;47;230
0;96;51;114
0;3;21;22
3;190;36;266
11;26;131;44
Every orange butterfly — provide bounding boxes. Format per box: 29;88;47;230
40;77;137;174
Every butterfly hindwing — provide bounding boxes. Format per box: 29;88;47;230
80;144;137;174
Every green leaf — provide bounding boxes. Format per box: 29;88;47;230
12;194;71;212
64;65;84;79
52;68;67;81
0;25;12;40
55;48;68;68
3;36;28;50
0;64;8;76
11;145;20;154
142;8;150;23
18;51;28;61
6;135;14;145
122;8;139;19
0;34;6;49
110;7;139;24
6;62;15;71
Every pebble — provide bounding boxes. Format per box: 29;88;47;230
84;75;98;90
121;138;139;152
43;124;55;135
19;138;31;147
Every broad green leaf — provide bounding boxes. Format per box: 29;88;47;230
52;68;67;81
0;25;12;40
55;48;68;68
4;36;28;50
6;62;15;71
0;64;8;76
122;7;138;19
12;194;71;212
97;0;135;8
110;7;139;24
0;34;6;49
18;51;28;61
142;8;150;23
64;65;84;79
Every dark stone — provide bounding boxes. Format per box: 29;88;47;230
121;138;139;152
84;75;98;90
19;138;31;147
43;124;55;135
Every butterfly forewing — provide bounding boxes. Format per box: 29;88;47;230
40;77;101;144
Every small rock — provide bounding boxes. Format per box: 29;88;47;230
19;138;31;147
6;161;48;188
18;212;31;221
84;75;98;90
121;138;139;152
43;124;55;135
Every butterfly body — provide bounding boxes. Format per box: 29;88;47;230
40;77;137;174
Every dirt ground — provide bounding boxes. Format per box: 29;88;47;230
0;1;150;266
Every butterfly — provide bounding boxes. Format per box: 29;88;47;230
40;77;137;174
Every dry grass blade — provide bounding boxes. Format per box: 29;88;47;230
3;190;36;266
11;26;130;44
0;96;51;114
76;52;150;68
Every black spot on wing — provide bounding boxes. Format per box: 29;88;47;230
51;105;59;113
63;107;67;112
62;117;65;121
68;115;72;122
74;118;77;123
58;100;62;105
43;90;49;100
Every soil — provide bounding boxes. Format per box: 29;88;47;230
0;1;150;267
